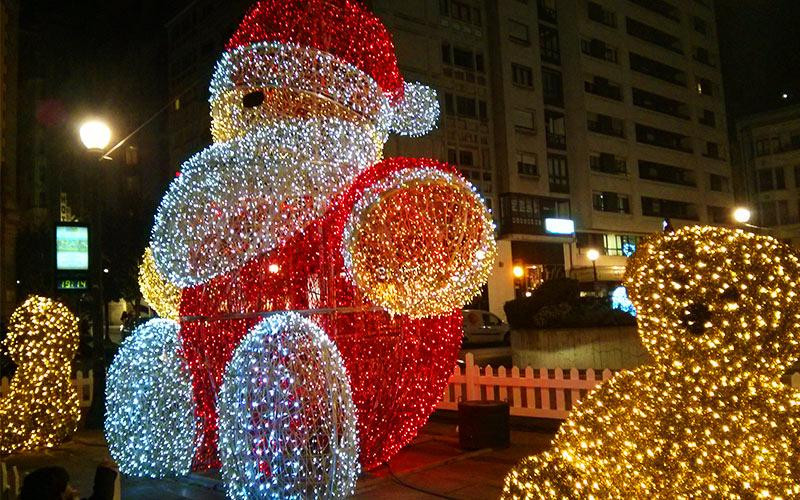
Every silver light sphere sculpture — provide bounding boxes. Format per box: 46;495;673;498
105;318;199;477
217;312;360;499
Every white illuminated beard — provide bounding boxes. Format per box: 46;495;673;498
150;117;381;287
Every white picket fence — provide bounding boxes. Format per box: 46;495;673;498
437;353;800;419
437;353;615;418
0;370;93;408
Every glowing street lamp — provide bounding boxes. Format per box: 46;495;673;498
79;120;112;152
512;265;525;278
732;207;752;224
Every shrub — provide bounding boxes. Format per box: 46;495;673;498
504;279;637;329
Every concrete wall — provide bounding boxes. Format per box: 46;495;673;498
487;239;515;321
511;325;650;370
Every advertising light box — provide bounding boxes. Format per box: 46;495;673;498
56;225;89;271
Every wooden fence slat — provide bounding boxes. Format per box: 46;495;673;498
511;366;521;408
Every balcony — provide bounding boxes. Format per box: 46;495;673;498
588;115;625;138
537;0;558;24
585;78;622;101
641;196;699;221
588;1;616;27
590;153;627;175
498;192;567;236
627;0;680;22
629;52;687;86
693;47;715;67
581;38;618;63
632;88;689;119
626;17;683;54
546;132;567;150
635;123;692;152
638;159;696;186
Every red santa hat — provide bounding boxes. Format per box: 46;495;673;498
210;0;439;139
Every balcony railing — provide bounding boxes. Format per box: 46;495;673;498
546;132;567;149
585;81;622;101
588;119;625;138
537;0;558;24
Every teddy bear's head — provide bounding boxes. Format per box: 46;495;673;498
5;295;79;369
624;225;800;377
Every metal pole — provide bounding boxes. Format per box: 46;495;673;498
86;157;106;428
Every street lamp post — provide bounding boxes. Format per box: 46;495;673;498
586;248;600;291
79;119;111;428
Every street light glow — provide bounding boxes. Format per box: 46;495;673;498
512;265;524;278
586;249;600;262
732;207;752;224
79;120;112;151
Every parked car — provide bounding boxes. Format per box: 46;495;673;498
462;309;510;345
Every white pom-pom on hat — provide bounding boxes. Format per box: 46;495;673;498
390;82;440;137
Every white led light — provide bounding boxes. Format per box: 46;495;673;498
105;319;198;478
217;313;359;499
390;82;440;137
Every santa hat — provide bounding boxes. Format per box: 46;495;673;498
209;0;438;140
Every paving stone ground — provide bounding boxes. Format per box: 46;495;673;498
2;414;558;499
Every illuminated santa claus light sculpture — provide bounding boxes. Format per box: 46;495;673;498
108;0;496;496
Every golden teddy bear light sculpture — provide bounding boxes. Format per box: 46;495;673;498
503;225;800;499
0;296;81;454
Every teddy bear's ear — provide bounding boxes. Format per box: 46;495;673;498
390;82;440;137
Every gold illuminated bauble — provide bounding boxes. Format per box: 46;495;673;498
345;174;495;318
0;296;81;453
138;247;181;321
503;225;800;498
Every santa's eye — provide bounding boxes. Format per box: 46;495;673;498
242;90;265;108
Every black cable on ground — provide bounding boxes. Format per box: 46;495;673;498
385;461;459;500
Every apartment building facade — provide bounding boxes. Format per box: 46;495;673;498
735;104;800;246
1;0;19;320
166;0;734;318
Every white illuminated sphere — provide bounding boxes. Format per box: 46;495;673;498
217;313;359;499
79;120;111;151
586;249;600;262
105;319;198;478
732;207;752;224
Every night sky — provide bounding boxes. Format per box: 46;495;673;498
18;0;800;127
717;0;800;120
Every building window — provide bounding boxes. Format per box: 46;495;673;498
632;87;689;119
517;152;538;176
541;68;564;106
755;138;770;156
694;46;714;66
794;164;800;188
626;17;683;54
581;37;618;63
635;123;692;152
588;113;625;138
700;109;716;127
705;141;721;159
707;205;727;224
757;167;785;192
641;197;698;220
604;234;639;256
759;201;778;226
537;0;557;24
693;16;708;35
590;152;627;175
629;52;686;86
442;0;482;26
587;2;616;27
544;110;566;149
511;63;534;87
443;45;484;72
513;108;536;132
593;191;631;214
696;77;715;96
585;76;622;101
709;174;729;192
548;154;569;193
638;159;695;186
509;19;530;44
539;24;560;64
456;96;477;118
